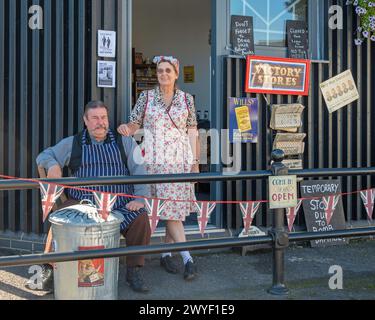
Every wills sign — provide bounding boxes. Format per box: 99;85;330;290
245;56;310;96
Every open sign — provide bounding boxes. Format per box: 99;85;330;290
269;175;297;209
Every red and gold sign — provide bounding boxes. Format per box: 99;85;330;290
245;55;310;96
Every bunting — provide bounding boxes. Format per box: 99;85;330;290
195;202;216;236
322;195;340;225
239;201;261;233
39;182;65;222
285;199;303;232
144;199;167;234
360;189;375;220
28;176;375;232
93;192;117;221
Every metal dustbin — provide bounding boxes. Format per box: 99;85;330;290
49;201;124;300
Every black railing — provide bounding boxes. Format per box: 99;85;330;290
0;150;375;296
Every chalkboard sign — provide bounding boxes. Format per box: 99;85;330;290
300;180;348;247
230;15;255;55
286;20;309;59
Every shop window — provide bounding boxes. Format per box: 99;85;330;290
229;0;326;60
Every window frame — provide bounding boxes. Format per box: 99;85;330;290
226;0;328;61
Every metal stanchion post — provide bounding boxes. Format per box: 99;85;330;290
268;149;289;296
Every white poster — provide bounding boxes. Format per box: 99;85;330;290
320;69;359;113
98;30;116;58
97;61;116;88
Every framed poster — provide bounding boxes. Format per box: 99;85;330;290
97;61;116;88
98;30;116;58
245;55;310;96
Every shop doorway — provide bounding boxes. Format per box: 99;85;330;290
132;0;212;226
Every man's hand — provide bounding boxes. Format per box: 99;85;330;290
126;200;145;211
47;165;62;179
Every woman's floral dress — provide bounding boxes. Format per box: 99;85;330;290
130;86;198;221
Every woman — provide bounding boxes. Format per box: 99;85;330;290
118;55;200;281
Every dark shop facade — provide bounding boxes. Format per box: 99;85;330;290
0;0;374;252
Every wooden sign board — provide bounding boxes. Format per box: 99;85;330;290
300;180;348;247
286;20;309;59
245;55;310;96
230;15;255;55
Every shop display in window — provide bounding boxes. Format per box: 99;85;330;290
132;49;157;102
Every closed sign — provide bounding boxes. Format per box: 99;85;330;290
269;175;297;209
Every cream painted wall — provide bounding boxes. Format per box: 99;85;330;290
133;0;211;117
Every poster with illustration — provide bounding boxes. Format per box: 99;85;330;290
98;30;116;58
229;97;258;143
97;61;116;88
78;246;105;287
320;69;359;113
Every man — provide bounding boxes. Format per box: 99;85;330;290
28;100;151;293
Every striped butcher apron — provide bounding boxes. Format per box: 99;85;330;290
67;129;143;232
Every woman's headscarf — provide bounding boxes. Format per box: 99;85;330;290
153;56;180;76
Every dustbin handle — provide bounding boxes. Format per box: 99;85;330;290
79;199;102;220
80;199;95;207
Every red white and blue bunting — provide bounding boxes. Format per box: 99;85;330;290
360;189;375;221
144;199;167;234
322;195;340;225
2;175;375;236
195;202;217;236
93;191;117;221
239;201;261;233
285;199;303;232
38;182;65;222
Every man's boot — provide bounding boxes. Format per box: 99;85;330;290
126;266;149;293
25;263;54;293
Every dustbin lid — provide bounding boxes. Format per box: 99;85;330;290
49;201;124;227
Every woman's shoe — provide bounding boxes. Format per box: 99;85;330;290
183;260;197;281
160;256;179;274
